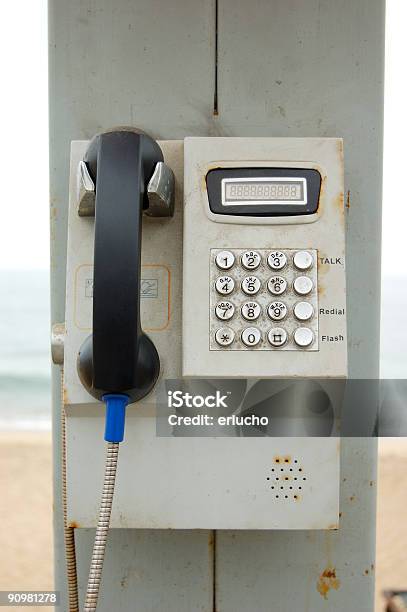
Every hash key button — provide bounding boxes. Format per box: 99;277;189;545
268;327;288;347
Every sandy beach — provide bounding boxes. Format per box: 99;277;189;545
0;433;406;611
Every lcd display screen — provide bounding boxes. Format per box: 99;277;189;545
222;178;306;206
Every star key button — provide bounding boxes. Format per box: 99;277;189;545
215;327;235;347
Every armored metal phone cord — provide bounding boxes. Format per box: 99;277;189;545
61;367;79;612
83;394;129;612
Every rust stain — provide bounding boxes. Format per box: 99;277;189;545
339;512;342;518
317;567;340;600
274;455;282;464
283;455;292;464
346;190;351;209
68;521;79;529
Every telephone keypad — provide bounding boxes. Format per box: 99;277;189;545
211;248;318;351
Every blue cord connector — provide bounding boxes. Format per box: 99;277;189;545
103;394;129;443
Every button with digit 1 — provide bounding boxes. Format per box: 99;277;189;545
215;250;235;270
267;301;287;321
267;276;287;296
215;301;235;321
241;327;261;347
267;251;287;270
215;327;235;347
241;276;261;296
241;250;261;270
241;301;261;321
215;275;235;295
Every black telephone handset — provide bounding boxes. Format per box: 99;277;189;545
77;129;174;402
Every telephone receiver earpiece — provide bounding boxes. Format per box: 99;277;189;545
77;129;174;402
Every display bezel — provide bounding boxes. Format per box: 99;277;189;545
206;167;321;217
221;177;307;206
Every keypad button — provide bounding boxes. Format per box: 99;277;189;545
241;250;261;270
294;301;314;321
241;327;261;347
241;301;261;321
215;275;235;295
267;276;287;296
215;301;235;321
293;276;313;296
267;251;287;270
241;276;261;296
215;250;235;270
267;301;287;321
268;327;288;347
293;250;313;271
215;327;235;346
294;327;314;347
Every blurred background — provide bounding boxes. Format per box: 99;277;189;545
0;1;405;610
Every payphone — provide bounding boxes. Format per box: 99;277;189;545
58;130;346;609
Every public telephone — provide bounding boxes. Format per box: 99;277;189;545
58;129;346;608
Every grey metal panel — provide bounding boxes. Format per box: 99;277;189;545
214;1;384;609
49;1;216;610
75;529;213;611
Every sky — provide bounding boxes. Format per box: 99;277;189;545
0;1;403;274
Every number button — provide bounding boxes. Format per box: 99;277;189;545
215;327;235;347
294;301;314;321
215;301;235;321
267;276;287;296
215;250;235;270
241;327;261;347
241;276;261;296
293;276;313;296
294;327;314;347
293;250;313;271
241;301;261;321
268;327;288;347
267;251;287;270
215;276;235;295
267;301;287;321
241;250;261;270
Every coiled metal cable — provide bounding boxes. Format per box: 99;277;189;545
83;442;120;611
60;368;79;612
